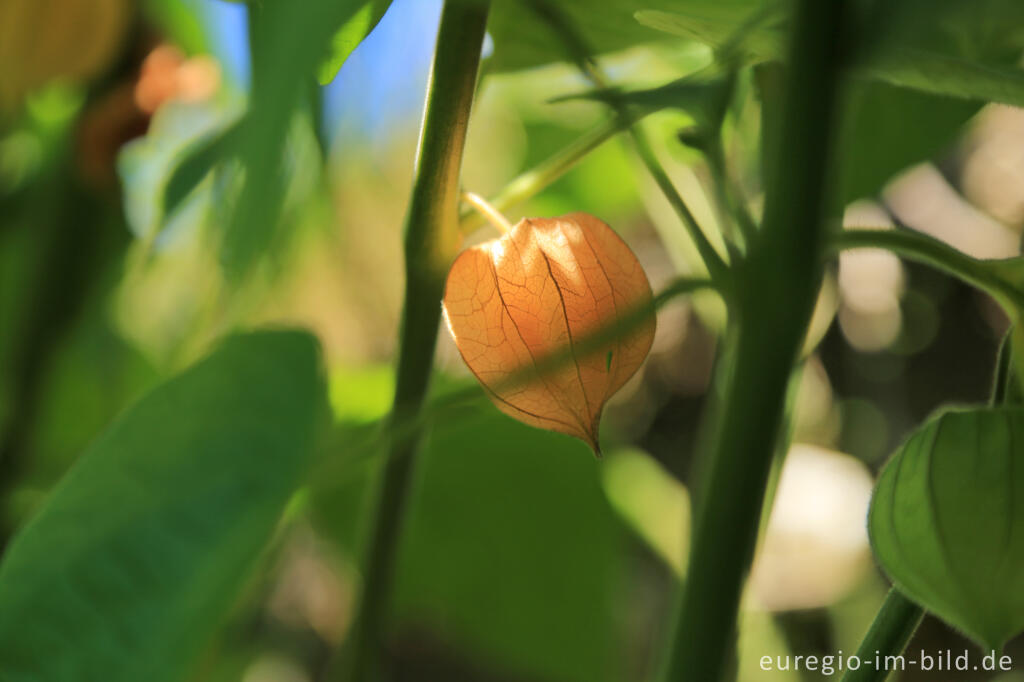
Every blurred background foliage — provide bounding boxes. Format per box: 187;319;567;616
1;0;1023;680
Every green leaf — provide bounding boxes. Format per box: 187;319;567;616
868;407;1024;651
317;0;393;85
638;3;1024;108
161;120;240;222
391;406;627;681
141;0;209;55
486;0;755;73
836;82;978;203
223;0;362;279
553;70;731;129
860;49;1024;109
0;330;326;682
491;0;1024;207
601;448;690;576
634;5;783;62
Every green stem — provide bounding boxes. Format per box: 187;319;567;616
840;589;924;682
706;135;758;249
993;328;1023;405
338;3;489;680
660;0;848;678
459;118;625;234
830;228;1024;312
698;136;748;257
628;128;732;287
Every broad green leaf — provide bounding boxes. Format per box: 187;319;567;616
836;82;978;203
634;5;783;62
601;448;690;576
223;0;362;279
486;0;758;73
391;407;626;682
317;0;393;85
868;407;1024;651
638;3;1024;109
860;49;1024;109
0;330;326;682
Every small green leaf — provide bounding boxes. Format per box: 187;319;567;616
317;0;393;85
0;330;326;681
868;407;1024;651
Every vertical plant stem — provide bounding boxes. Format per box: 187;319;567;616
840;589;924;682
660;0;848;679
339;2;489;680
992;327;1023;405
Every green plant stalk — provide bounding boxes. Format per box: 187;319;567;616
339;2;489;680
833;228;1024;391
628;127;732;287
993;328;1023;405
840;589;924;682
706;135;758;249
660;0;848;678
830;229;1024;312
459;118;623;234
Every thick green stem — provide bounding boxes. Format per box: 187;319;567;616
660;0;848;679
840;589;924;682
339;3;489;680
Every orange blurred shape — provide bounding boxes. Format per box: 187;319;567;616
442;213;656;453
134;44;220;114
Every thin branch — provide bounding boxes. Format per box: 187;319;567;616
458;117;628;235
461;191;513;234
830;228;1024;312
629;129;733;286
